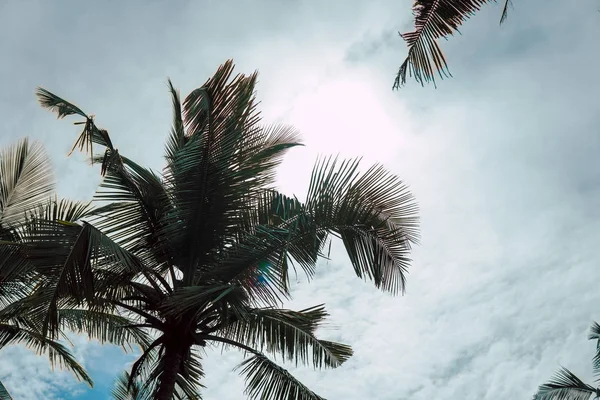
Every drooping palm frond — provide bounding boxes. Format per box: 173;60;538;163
0;380;12;400
306;158;419;293
57;308;151;351
218;305;353;368
533;367;597;400
235;354;325;400
112;371;155;400
35;88;88;120
588;322;600;378
0;137;54;227
394;0;513;88
36;87;113;162
2;218;155;339
0;323;93;386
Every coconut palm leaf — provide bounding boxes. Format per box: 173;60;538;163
0;322;93;386
0;137;54;227
112;371;156;400
588;322;600;378
236;354;325;400
0;380;11;400
57;308;151;350
217;305;353;368
533;367;597;400
395;0;513;88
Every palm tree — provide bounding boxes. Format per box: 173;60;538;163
0;138;90;399
18;59;419;399
532;322;600;400
394;0;513;89
0;139;150;399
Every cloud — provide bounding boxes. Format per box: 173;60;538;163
1;0;600;399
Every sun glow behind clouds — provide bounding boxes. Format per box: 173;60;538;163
272;70;417;199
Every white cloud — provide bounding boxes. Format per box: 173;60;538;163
1;0;600;398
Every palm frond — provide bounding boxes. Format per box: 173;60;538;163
164;79;186;162
395;0;506;88
0;137;54;227
58;308;151;350
36;87;115;162
35;88;88;119
533;367;597;400
112;371;155;400
236;354;326;400
219;305;353;368
160;284;245;320
0;323;93;386
3;218;153;338
90;154;172;269
0;379;12;400
305;157;419;294
588;322;600;378
500;0;513;24
26;197;93;223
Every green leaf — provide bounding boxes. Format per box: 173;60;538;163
35;88;88;119
0;137;54;227
394;0;503;88
58;308;151;351
0;323;93;387
235;354;326;400
0;379;12;400
219;305;353;369
305;157;419;294
588;322;600;377
533;367;596;400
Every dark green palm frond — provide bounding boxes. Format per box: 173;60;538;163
0;379;12;400
26;197;93;223
0;137;54;227
219;305;353;368
36;87;114;162
588;322;600;377
395;0;508;88
208;225;309;306
235;354;326;400
0;323;93;386
57;308;151;350
165;61;302;285
533;367;597;400
0;244;34;303
112;371;156;400
160;284;246;320
164;79;186;162
113;369;198;400
4;218;154;338
90;155;172;268
305;157;419;294
500;0;513;24
35;88;88;119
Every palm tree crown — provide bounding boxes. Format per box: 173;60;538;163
2;60;419;399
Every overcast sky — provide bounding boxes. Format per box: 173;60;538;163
1;0;600;399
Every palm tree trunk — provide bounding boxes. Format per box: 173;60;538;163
155;343;184;400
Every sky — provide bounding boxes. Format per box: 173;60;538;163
1;0;599;399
